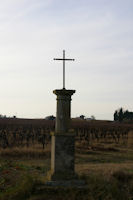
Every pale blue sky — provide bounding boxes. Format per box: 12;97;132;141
0;0;133;120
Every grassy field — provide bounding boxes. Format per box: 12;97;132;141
0;119;133;200
1;135;133;200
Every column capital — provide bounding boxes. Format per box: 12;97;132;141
53;89;76;96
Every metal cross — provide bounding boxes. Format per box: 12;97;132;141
54;50;75;89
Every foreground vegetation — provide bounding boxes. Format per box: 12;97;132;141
0;119;133;199
0;140;133;200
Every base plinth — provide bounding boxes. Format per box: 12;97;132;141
51;133;75;180
45;179;86;187
45;170;86;188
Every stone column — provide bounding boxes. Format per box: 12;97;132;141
54;89;75;134
50;88;76;181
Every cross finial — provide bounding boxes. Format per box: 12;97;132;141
54;50;75;89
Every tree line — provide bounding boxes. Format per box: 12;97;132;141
114;108;133;122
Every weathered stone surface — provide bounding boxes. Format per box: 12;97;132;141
51;134;76;180
47;88;78;183
53;89;75;134
45;180;86;187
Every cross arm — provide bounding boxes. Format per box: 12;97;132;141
53;58;75;61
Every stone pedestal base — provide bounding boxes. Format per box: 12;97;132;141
45;180;86;187
49;132;77;181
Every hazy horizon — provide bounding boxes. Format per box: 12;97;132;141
0;0;133;120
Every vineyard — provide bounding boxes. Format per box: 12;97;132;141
0;118;132;150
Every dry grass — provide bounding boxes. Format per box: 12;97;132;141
0;144;51;159
0;129;133;199
76;162;133;177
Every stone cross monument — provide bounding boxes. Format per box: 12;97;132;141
48;50;77;183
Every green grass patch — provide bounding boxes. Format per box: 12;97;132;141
0;175;35;200
28;171;133;200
